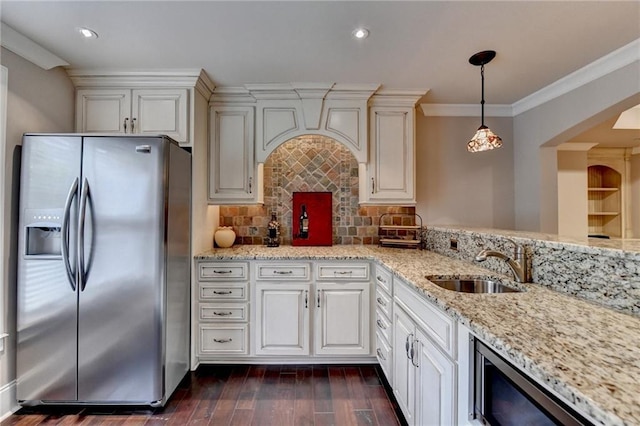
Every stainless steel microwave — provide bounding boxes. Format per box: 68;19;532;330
472;338;592;426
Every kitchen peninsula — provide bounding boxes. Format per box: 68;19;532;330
195;230;640;426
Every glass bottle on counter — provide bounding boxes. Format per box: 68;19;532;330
267;213;280;247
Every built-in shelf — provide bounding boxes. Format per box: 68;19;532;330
378;214;422;249
588;187;619;192
588;164;622;238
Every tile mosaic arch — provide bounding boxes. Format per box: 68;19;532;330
219;135;415;245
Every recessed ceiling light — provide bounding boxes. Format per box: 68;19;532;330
78;27;98;39
352;28;369;40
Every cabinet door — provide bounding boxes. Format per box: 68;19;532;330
255;283;310;356
415;329;456;426
76;89;131;133
132;89;188;143
314;282;370;356
209;105;256;203
393;306;416;425
367;106;415;204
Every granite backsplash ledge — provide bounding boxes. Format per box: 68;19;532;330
425;226;640;316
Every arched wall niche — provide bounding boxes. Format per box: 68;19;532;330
218;134;415;245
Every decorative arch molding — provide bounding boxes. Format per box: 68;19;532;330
213;83;381;163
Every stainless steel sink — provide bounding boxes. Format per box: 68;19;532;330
426;277;521;294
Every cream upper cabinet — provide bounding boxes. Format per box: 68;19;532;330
68;69;214;148
76;88;188;143
208;105;262;204
361;91;423;206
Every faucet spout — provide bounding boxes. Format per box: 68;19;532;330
475;239;529;283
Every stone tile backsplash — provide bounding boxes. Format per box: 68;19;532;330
218;135;416;245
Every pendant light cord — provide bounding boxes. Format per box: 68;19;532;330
480;64;485;127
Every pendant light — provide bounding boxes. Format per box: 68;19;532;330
467;50;503;152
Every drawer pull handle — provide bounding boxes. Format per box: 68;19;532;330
376;319;386;330
213;270;233;274
213;338;233;343
274;270;293;275
376;275;386;283
376;297;386;307
334;271;353;275
213;311;233;316
212;290;233;295
376;348;386;361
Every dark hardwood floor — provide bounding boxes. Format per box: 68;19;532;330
3;365;405;426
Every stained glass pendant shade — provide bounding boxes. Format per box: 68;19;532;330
468;50;503;152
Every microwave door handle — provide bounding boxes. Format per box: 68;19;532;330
61;177;79;291
77;178;90;291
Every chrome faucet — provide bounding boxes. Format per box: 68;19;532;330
475;239;529;283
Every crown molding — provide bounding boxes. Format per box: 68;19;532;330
512;37;640;116
420;103;512;117
0;23;69;70
66;68;212;90
421;38;640;118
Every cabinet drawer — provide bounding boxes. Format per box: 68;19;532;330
256;263;310;280
199;324;249;355
375;287;392;319
199;303;248;322
375;332;393;382
374;265;393;295
395;279;456;358
375;310;392;343
199;262;248;281
200;283;248;301
316;263;370;280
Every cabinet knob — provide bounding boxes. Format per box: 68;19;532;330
376;319;386;330
376;348;386;361
376;297;386;307
213;311;233;316
123;117;129;133
249;176;252;194
213;338;233;343
131;117;136;133
371;177;375;194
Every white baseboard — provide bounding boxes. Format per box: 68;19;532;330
0;380;18;422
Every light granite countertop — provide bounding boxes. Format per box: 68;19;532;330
195;245;640;426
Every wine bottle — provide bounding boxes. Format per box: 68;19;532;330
299;204;309;238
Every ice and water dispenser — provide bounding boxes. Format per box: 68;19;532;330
24;209;64;257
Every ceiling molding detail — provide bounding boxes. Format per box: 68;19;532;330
0;22;69;70
512;37;640;116
420;103;512;117
421;37;640;119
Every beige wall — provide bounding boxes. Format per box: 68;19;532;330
514;61;640;232
0;47;74;409
415;114;515;229
557;150;589;238
631;153;640;238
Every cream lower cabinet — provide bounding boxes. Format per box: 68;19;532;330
255;282;311;356
196;261;251;360
253;261;371;358
393;278;456;426
314;281;370;356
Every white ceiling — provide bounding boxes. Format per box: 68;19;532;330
1;1;639;145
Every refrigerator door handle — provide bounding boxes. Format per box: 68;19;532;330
78;178;90;291
61;177;79;291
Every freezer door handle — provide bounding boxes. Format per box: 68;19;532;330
61;177;79;291
78;178;90;291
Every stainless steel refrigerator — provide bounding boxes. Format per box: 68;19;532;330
17;134;191;407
